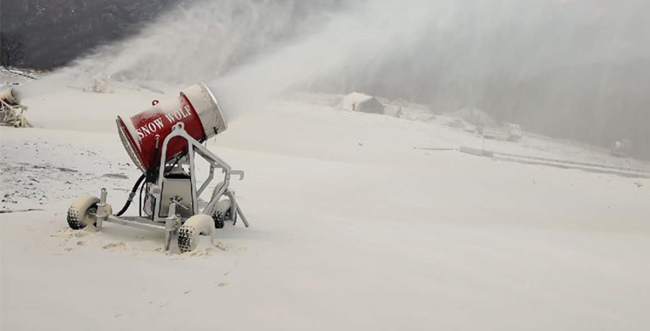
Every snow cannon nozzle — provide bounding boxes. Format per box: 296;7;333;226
116;82;227;173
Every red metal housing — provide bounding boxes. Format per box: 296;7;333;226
117;83;227;172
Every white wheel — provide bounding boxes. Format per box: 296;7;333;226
67;195;100;230
178;214;215;253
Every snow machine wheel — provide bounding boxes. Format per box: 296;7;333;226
67;195;100;230
212;199;232;229
178;214;215;253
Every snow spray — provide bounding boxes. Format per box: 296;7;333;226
28;0;437;122
204;0;436;122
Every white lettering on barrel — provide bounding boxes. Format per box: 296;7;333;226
140;125;151;136
153;118;164;130
135;104;195;139
136;117;166;139
164;105;192;125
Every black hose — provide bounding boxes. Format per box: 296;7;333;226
139;178;146;218
114;174;146;216
146;137;161;184
165;152;186;173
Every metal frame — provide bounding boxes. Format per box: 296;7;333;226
94;123;249;251
0;97;31;127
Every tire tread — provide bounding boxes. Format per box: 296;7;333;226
67;196;99;230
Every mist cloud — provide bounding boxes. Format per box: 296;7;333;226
35;0;650;157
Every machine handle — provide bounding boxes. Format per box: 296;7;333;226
230;170;245;180
221;168;245;180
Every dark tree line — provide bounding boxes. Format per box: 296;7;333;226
1;0;182;69
0;33;25;68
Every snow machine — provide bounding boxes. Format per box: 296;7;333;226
66;83;249;252
0;87;30;127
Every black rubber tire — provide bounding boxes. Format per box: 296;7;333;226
213;215;225;229
212;199;232;229
67;196;100;230
178;214;215;253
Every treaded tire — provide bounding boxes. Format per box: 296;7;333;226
67;195;100;230
178;214;215;253
212;199;232;229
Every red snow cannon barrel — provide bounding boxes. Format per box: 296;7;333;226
116;83;227;173
0;88;20;105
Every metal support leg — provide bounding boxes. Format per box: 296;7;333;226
236;206;250;228
225;190;237;225
226;190;249;227
96;188;108;229
164;203;179;251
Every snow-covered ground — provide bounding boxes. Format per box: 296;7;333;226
1;76;650;330
1;67;40;88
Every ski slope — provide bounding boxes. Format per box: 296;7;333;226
1;80;650;330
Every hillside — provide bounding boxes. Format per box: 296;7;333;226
1;0;179;68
